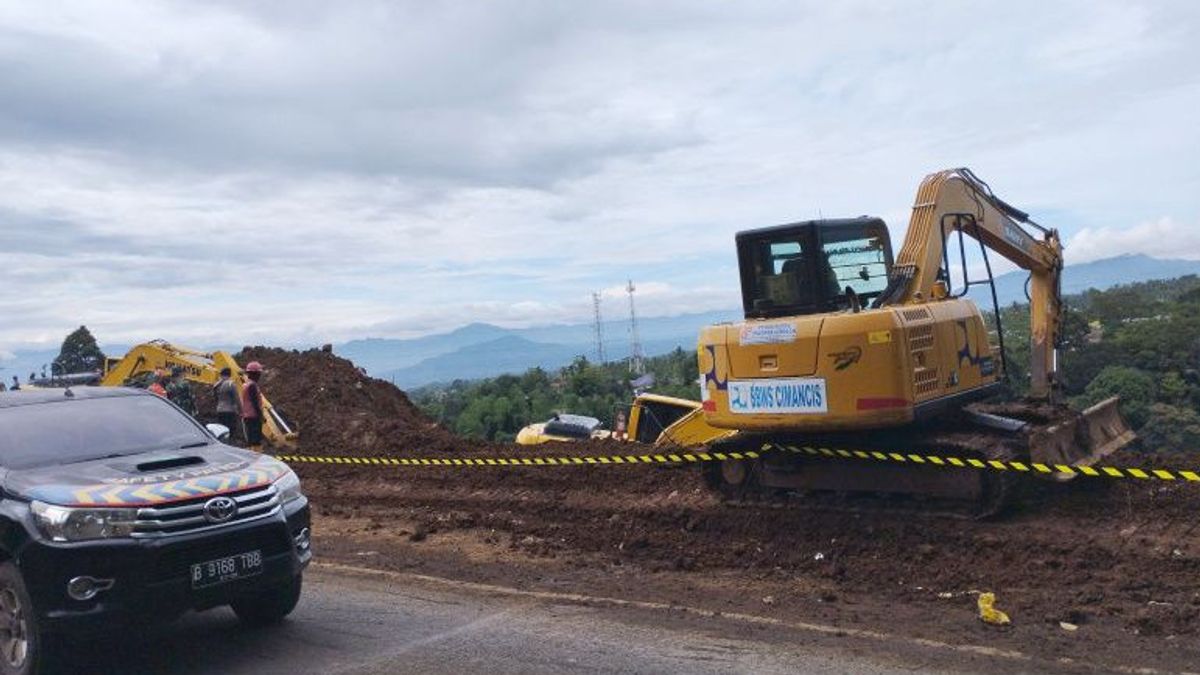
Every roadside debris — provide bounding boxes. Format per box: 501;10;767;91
978;592;1011;626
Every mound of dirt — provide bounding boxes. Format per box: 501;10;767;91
234;346;476;456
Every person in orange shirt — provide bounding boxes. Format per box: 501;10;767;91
147;369;169;398
241;361;265;451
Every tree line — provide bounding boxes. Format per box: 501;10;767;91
413;349;698;442
1001;275;1200;452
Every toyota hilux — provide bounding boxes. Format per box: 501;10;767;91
0;387;311;674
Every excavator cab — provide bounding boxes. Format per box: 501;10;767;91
737;217;893;319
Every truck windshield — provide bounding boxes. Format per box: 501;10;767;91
0;395;211;470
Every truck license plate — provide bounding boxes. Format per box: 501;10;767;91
191;550;263;589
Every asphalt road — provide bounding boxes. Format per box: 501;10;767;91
55;564;1045;675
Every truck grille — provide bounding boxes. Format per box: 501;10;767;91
132;485;281;538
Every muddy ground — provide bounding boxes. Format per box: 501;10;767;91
215;347;1199;672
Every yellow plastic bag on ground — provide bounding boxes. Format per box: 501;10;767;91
978;592;1010;625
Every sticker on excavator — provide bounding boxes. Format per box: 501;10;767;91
727;378;827;414
867;330;892;345
739;323;796;345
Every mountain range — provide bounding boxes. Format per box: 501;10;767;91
979;253;1200;308
3;254;1198;390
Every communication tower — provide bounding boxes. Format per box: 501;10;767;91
626;280;645;375
592;292;606;363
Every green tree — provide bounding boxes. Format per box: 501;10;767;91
1077;365;1156;428
1158;371;1188;403
52;326;106;375
1139;404;1200;453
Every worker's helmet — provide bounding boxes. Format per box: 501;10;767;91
245;361;264;373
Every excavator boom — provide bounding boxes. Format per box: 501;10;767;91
882;168;1062;397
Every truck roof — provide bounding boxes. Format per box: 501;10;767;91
0;386;146;409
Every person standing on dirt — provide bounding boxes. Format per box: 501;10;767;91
241;361;266;451
212;367;241;442
166;366;196;416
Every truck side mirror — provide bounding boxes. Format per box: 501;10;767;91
205;423;231;442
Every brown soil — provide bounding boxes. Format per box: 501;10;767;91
227;347;1200;671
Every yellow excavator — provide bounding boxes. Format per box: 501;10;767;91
698;168;1133;515
515;393;735;447
99;341;299;448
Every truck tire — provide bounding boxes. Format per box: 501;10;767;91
230;574;302;626
0;562;52;675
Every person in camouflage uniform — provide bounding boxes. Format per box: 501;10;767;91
166;366;196;416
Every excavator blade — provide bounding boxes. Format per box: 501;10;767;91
1028;396;1134;476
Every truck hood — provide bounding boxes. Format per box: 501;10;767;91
5;445;291;507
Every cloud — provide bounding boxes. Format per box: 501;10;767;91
1067;217;1200;263
0;2;701;187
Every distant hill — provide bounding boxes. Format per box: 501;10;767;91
980;254;1200;308
338;323;512;375
381;335;717;388
380;335;590;388
337;309;741;385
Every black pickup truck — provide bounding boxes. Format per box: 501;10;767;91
0;387;311;674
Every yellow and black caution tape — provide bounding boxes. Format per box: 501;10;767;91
276;450;760;467
276;446;1200;483
765;444;1200;482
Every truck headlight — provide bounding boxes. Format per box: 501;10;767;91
273;470;304;505
31;501;137;542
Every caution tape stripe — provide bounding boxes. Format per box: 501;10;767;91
273;446;1200;483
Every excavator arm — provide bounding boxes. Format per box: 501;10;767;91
880;168;1064;398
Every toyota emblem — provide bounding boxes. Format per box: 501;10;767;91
202;496;238;524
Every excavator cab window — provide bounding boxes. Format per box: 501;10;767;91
736;217;893;319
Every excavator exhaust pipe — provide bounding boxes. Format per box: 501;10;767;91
1029;396;1134;479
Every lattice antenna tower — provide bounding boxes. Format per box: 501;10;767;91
592;292;606;364
626;279;645;375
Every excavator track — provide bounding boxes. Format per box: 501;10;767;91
701;424;1023;520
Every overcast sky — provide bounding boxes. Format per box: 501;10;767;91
1;0;1198;352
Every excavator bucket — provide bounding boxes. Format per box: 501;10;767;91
1029;396;1134;475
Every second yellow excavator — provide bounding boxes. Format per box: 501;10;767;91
99;341;299;448
698;168;1133;515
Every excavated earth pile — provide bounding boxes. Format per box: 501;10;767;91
215;347;1200;670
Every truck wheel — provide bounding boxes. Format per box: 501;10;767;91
230;574;302;626
0;562;51;675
